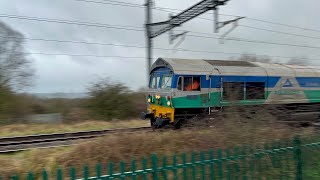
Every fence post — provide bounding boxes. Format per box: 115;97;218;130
200;151;206;180
142;157;148;180
120;161;126;180
172;154;178;180
191;151;197;180
209;149;215;180
151;154;159;180
70;167;76;180
181;153;188;180
83;164;89;180
162;155;168;179
108;162;114;179
57;168;63;180
96;163;102;179
293;136;302;180
11;175;19;180
217;149;223;180
131;159;137;180
27;172;34;180
42;169;48;180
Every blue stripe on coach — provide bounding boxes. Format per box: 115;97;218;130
296;77;320;87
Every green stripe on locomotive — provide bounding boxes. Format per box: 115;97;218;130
171;92;267;108
171;90;320;108
303;90;320;103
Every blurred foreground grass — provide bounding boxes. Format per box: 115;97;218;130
0;120;149;137
0;121;316;178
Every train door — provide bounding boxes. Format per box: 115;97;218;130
205;75;223;114
208;68;222;108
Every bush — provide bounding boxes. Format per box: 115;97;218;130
0;86;15;121
87;79;143;120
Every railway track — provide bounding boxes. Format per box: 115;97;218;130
0;126;151;153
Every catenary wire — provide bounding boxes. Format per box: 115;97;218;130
1;13;320;50
0;14;143;31
1;34;319;61
11;52;146;59
73;0;320;34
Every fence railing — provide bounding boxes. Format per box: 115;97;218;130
4;136;320;180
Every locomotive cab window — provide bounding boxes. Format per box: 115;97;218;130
246;82;265;99
149;75;159;89
223;82;244;100
177;76;201;91
161;74;172;89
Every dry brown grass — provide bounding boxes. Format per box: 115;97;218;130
0;120;316;178
0;120;149;137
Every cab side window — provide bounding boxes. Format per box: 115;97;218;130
177;76;201;91
184;77;193;91
177;77;182;90
192;77;201;91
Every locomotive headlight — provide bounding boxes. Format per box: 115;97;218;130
167;101;171;106
148;98;151;103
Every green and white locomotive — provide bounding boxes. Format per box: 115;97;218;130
141;58;320;128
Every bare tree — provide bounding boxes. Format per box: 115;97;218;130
0;21;33;90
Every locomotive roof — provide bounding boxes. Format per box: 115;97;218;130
151;58;320;77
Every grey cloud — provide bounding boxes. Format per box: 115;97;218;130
0;0;319;93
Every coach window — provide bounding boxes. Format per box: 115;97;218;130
246;82;265;99
223;82;244;100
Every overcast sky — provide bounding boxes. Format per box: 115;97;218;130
0;0;319;93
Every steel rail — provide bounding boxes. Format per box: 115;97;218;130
0;126;151;153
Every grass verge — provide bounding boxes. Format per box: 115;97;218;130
0;121;316;178
0;120;149;137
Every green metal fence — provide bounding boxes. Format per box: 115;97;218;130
4;136;320;180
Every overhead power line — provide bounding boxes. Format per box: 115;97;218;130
186;34;320;50
177;16;320;40
245;17;320;33
7;50;320;62
0;14;143;31
2;34;319;61
73;0;143;8
73;0;320;34
1;13;320;50
10;50;320;61
21;52;145;59
71;0;320;41
1;2;318;42
239;25;320;40
0;35;146;49
152;5;320;34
